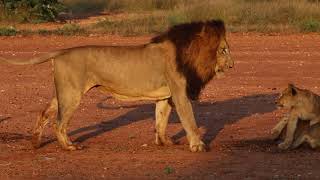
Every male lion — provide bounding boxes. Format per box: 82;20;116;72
271;84;320;149
1;20;233;152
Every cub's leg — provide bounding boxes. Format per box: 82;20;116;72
292;132;307;149
304;135;320;149
155;99;173;145
271;115;288;140
32;98;57;148
278;114;298;149
292;134;320;149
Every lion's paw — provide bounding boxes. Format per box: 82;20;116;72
270;129;281;140
155;136;174;146
62;144;84;151
190;141;207;152
31;132;43;149
278;142;290;150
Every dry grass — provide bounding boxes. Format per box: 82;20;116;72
87;0;320;35
1;0;320;36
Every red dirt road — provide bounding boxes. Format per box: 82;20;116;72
0;33;320;179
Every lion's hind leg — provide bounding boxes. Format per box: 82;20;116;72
155;99;174;146
32;98;57;148
55;88;83;151
292;134;320;149
292;133;307;149
304;135;320;149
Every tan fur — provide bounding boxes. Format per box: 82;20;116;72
271;84;320;149
1;20;233;152
274;120;320;149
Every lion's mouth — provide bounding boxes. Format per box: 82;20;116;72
277;104;284;110
215;69;225;79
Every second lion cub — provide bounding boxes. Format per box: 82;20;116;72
271;84;320;149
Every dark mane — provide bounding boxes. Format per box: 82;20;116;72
151;20;226;100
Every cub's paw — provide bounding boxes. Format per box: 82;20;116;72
270;129;281;140
278;142;290;150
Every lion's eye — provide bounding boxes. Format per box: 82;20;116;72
220;48;227;54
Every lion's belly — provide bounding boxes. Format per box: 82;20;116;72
99;85;171;101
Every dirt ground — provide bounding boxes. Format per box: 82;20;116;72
0;33;320;179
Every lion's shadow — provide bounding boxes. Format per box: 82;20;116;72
65;93;278;146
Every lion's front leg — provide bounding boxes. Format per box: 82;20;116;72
164;56;206;152
172;93;206;152
166;81;205;152
271;115;288;140
278;114;298;149
155;99;174;146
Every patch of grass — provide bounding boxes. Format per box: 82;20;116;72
2;0;320;35
93;15;168;35
300;19;320;32
164;166;175;175
167;11;188;26
102;0;185;11
56;23;86;36
0;26;17;36
37;29;53;36
64;0;188;14
19;29;33;36
63;0;106;14
1;1;65;22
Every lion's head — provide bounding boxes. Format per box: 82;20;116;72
277;84;300;109
151;20;233;100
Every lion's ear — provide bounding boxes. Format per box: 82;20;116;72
288;83;297;96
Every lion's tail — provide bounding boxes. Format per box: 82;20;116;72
0;50;65;65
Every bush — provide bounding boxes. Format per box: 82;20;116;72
300;19;320;32
0;26;17;36
1;0;65;22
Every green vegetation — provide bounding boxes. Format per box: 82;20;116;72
63;0;187;13
0;0;320;36
300;19;320;32
56;23;85;35
164;166;175;175
89;0;320;34
0;26;17;36
0;0;65;22
93;15;167;35
0;24;86;36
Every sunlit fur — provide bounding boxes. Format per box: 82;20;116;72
151;20;233;100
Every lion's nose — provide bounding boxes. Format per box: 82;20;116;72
228;61;234;68
275;100;282;106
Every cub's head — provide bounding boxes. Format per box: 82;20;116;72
215;38;233;78
276;84;300;109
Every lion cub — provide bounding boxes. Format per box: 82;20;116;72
275;119;320;149
271;84;320;149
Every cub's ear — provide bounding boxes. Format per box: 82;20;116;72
288;83;297;96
